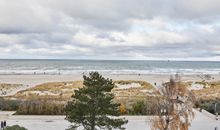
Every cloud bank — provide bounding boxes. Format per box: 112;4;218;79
0;0;220;60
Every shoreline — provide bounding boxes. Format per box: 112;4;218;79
0;73;219;86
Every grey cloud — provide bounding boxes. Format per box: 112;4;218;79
1;0;220;33
40;0;220;30
0;0;220;60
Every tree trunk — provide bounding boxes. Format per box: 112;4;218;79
91;113;95;130
164;125;169;130
164;118;169;130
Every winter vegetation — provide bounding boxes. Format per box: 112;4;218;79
151;76;195;130
0;73;220;130
0;83;24;96
4;125;27;130
1;75;220;116
1;79;159;115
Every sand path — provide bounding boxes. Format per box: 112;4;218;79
0;109;218;130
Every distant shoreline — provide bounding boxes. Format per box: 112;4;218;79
0;72;219;75
0;73;219;85
0;60;220;75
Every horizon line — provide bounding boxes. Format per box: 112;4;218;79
0;58;219;62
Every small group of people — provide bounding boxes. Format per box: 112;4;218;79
1;120;6;129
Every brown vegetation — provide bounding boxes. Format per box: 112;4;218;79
192;81;220;101
12;81;83;101
2;80;159;115
151;77;195;130
10;80;156;102
16;99;65;115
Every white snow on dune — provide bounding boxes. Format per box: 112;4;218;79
115;83;142;89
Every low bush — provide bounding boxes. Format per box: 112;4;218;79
16;100;65;115
195;98;220;114
0;98;20;111
4;125;27;130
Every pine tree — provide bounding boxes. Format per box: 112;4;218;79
65;72;128;130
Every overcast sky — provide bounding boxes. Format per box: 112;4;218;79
0;0;220;60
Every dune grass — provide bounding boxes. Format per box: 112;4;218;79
11;80;156;101
192;81;220;100
0;83;23;90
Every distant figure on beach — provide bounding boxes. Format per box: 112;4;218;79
1;121;3;129
216;113;218;120
3;120;6;127
34;72;36;75
44;72;46;75
199;108;202;112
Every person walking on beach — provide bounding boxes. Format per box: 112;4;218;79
1;121;3;129
3;120;6;127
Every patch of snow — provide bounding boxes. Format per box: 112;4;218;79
189;83;205;90
62;88;77;92
115;83;142;89
140;90;154;93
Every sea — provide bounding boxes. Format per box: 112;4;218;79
0;59;219;75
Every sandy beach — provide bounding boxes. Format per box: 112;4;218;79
0;73;219;86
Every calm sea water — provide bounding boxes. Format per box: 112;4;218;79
0;59;219;75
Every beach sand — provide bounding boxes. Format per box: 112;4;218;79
0;74;219;86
